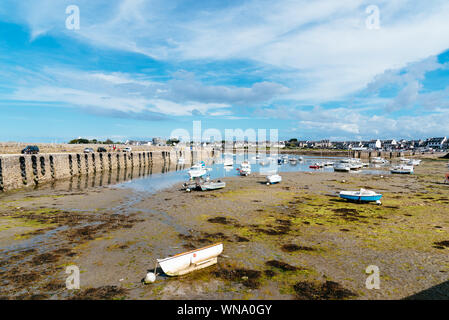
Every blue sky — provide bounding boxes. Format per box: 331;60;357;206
1;0;449;142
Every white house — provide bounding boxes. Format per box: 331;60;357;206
426;137;447;149
368;139;382;149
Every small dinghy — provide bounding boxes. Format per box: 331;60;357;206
390;165;414;174
309;162;322;169
266;174;282;185
153;243;223;277
333;162;351;172
339;188;382;204
407;159;421;166
200;180;226;191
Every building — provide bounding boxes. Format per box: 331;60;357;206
368;139;382;150
152;137;166;146
426;137;447;149
381;139;398;150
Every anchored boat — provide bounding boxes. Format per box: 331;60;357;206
188;162;208;178
339;188;383;204
157;243;223;276
223;157;233;166
238;161;251;176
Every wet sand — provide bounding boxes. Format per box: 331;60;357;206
0;157;448;300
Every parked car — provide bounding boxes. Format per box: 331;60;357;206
97;147;107;153
123;147;132;152
84;148;94;153
21;145;39;154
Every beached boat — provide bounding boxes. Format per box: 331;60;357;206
266;174;282;185
339;189;382;204
157;243;223;276
238;161;251;176
200;180;226;191
390;165;414;174
407;159;421;166
371;157;388;164
333;162;351;172
349;158;363;170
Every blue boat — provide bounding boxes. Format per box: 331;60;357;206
339;189;382;204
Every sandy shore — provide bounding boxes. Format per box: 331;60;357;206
0;157;448;300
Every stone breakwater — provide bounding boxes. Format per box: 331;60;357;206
0;149;217;192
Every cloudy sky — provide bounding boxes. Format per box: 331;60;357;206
0;0;449;142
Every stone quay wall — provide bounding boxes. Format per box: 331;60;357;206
0;148;218;192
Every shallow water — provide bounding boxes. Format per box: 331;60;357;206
115;154;391;193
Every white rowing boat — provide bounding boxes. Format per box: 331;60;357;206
266;174;282;185
157;243;223;276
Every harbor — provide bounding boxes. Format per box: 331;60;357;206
0;152;448;299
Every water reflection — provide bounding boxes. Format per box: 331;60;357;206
4;154;392;195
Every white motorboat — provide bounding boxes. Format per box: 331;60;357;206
266;174;282;185
390;165;414;174
177;157;185;165
238;161;251;176
289;158;297;165
323;161;334;166
156;243;223;276
399;157;410;163
188;162;207;178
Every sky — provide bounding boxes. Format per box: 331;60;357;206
0;0;449;142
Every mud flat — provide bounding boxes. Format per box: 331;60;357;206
0;157;448;300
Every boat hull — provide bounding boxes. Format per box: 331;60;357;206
340;194;382;202
158;243;223;276
267;175;282;184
